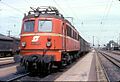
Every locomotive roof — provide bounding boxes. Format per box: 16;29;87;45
24;6;72;25
0;34;13;41
24;14;78;32
23;14;64;20
24;6;64;19
24;6;78;33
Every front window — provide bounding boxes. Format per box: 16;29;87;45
24;20;34;32
38;20;52;32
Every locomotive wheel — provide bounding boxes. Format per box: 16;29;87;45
68;58;72;65
44;62;52;75
26;62;39;75
66;54;72;65
47;62;53;74
38;62;53;76
41;61;44;74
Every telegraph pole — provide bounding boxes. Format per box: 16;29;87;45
8;30;11;37
93;36;94;46
98;39;100;48
119;33;120;46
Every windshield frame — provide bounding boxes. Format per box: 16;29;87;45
23;20;35;32
38;20;53;32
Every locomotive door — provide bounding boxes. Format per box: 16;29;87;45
62;23;66;50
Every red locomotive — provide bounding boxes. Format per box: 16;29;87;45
20;6;90;74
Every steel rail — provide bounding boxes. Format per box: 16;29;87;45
99;51;120;68
6;73;29;81
111;51;120;55
0;62;18;68
96;50;110;82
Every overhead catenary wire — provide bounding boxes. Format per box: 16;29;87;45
100;0;110;24
0;0;24;37
52;0;68;16
24;0;32;8
52;0;81;27
98;0;111;35
0;1;24;14
64;0;87;40
99;0;113;35
104;0;113;21
100;0;113;25
98;0;113;45
65;0;80;25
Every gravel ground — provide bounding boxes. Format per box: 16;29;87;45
98;52;120;81
95;52;107;81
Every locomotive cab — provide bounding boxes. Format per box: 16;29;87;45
21;16;64;60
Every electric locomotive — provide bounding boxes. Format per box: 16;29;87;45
20;6;89;74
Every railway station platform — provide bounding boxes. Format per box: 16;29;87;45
0;65;17;77
55;50;97;81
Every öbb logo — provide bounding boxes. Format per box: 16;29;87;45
32;36;40;42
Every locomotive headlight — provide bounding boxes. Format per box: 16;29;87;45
46;41;52;48
21;42;26;47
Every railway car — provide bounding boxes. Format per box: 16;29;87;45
0;34;20;57
20;6;90;74
80;36;90;53
11;37;20;54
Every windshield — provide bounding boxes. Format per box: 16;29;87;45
24;20;34;32
38;20;52;32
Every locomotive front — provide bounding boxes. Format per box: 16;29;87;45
20;6;65;74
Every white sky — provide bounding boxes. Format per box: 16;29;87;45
0;0;120;47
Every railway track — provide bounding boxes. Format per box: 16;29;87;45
0;62;18;69
111;51;120;55
15;60;79;81
97;50;120;81
0;72;29;81
16;68;63;81
0;63;73;81
100;51;120;68
1;53;86;81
